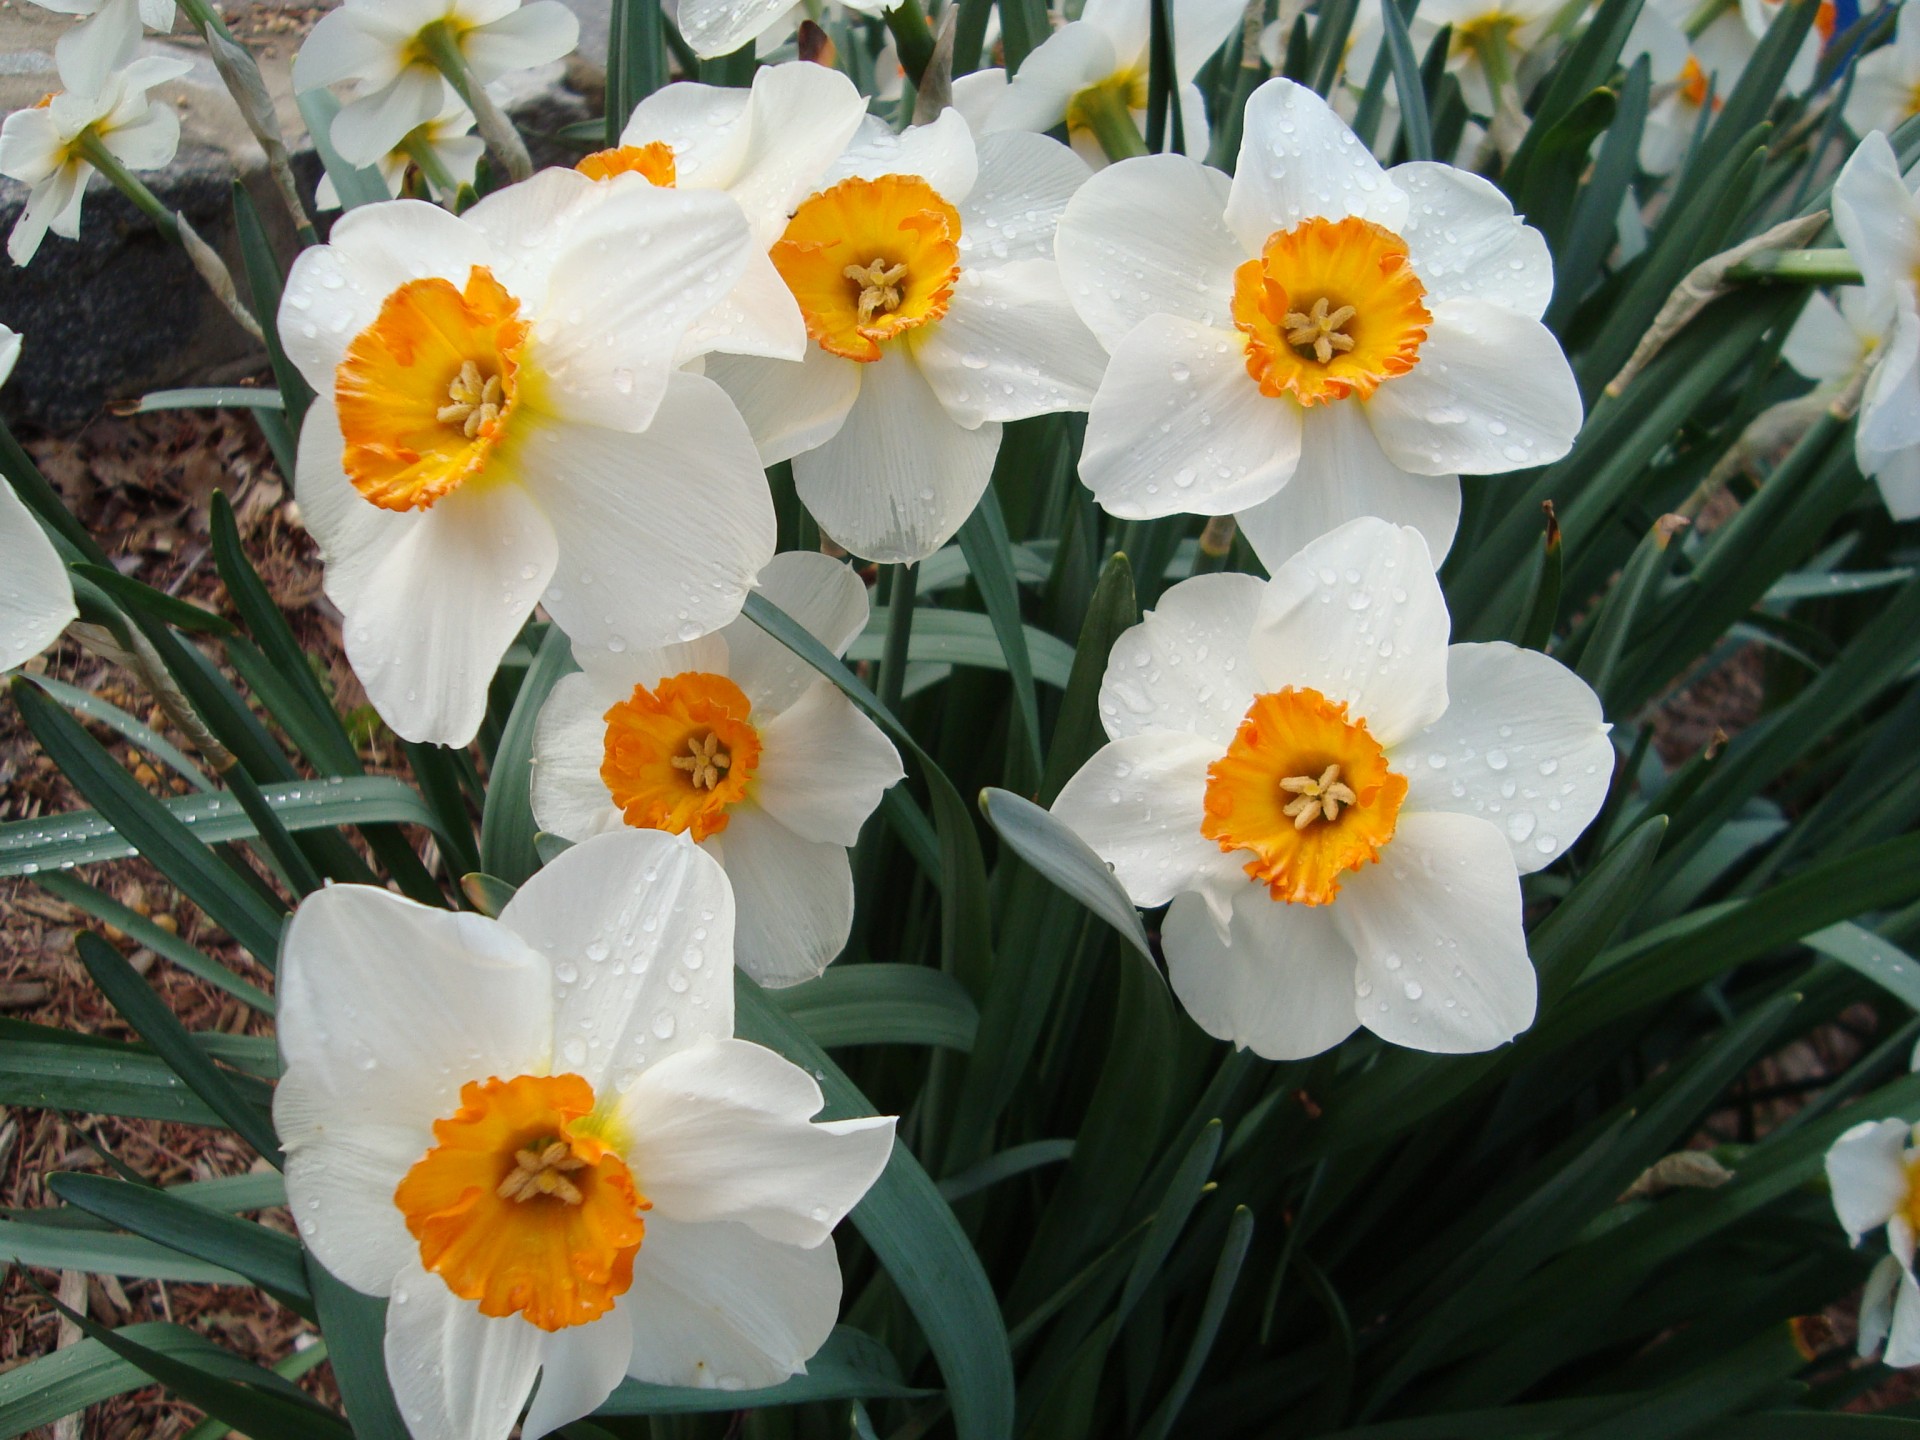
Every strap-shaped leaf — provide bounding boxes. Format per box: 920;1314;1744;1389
979;788;1154;962
768;963;979;1051
958;490;1044;777
597;1328;930;1413
479;622;578;886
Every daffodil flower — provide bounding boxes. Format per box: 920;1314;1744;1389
276;828;895;1440
1847;1;1920;137
1827;1117;1920;1365
0;327;77;672
278;174;785;746
1056;78;1581;571
0;1;190;265
530;553;904;988
708;109;1107;563
315;81;483;209
1050;518;1614;1059
675;0;898;61
982;0;1243;166
292;0;578;168
26;0;174;34
1794;131;1920;521
575;61;867;364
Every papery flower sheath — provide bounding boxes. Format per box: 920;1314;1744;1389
1828;1116;1920;1366
292;0;579;167
576;60;866;364
531;552;904;988
278;173;783;746
1051;518;1613;1059
275;828;896;1440
708;108;1107;563
0;0;190;265
982;0;1242;166
0;326;77;671
1055;77;1581;570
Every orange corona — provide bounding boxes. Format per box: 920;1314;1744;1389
395;1073;647;1332
771;174;962;362
1232;216;1431;407
1202;687;1406;905
577;141;678;186
601;671;763;840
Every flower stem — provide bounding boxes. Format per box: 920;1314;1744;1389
401;129;463;203
878;561;919;717
418;20;533;183
73;131;178;242
1191;515;1238;576
1074;82;1151;164
1727;248;1865;285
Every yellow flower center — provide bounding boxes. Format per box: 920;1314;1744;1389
336;265;529;512
770;174;962;363
1202;687;1407;906
576;141;678;186
394;1073;648;1333
1064;69;1149;133
601;671;762;841
1231;216;1431;407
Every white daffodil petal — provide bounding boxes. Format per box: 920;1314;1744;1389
677;246;808;365
722;550;870;713
1164;887;1362;1060
331;67;444;168
0;480;76;672
984;21;1118;135
1055;155;1240;346
274;1080;424;1296
617;1037;894;1240
295;410;558;747
459;1;581;83
828;109;978;203
1399;642;1613;873
1364;298;1583;476
498;829;736;1089
960;130;1094;267
292;6;403;89
1860;308;1920;457
704;347;861;467
622;80;752;186
1169;0;1246;82
529;672;628;844
512;373;775;656
912;260;1108;427
1097;571;1265;745
1388;162;1555;320
1250;518;1450;748
621;1216;841;1389
460;165;602;300
1051;732;1249;910
1782;290;1868;382
101;104;180;171
1826;1118;1914;1242
707;811;858;986
0;328;20;388
275;884;556;1128
1862;1254;1902;1358
750;683;903;847
1888;1272;1920;1367
1080;313;1302;519
1863;436;1920;522
792;350;1002;564
522;1305;634;1440
950;69;1009;133
531;185;757;433
1236;402;1461;570
279;199;491;391
1336;811;1534;1053
1834;131;1920;300
1225;78;1406;254
385;1261;548;1440
1081;0;1153;65
677;0;798;58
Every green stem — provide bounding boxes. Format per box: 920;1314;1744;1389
878;562;919;717
73;131;178;242
1728;248;1865;285
1475;21;1514;94
886;0;936;89
401;129;462;202
1074;81;1150;163
417;20;533;182
1683;0;1737;38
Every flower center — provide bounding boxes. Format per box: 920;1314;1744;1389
1202;687;1407;906
336;265;529;512
601;671;762;841
576;141;677;186
1677;56;1715;111
1231;216;1431;407
394;1073;648;1332
770;174;962;363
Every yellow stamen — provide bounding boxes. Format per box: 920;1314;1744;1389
845;257;911;323
670;731;733;791
1278;763;1360;829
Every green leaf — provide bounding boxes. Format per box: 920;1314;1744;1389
35;871;274;1012
1041;552;1139;804
938;1139;1075;1203
307;1259;411;1440
127;386;286;413
1379;0;1432;161
1118;1119;1223;1327
231;180;314;432
296;87;391;210
1138;1206;1255;1440
0;1034;234;1125
47;1174;309;1313
0;1220;246;1284
767;964;979;1051
597;1328;929;1413
1805;922;1920;1011
978;787;1154;961
72;564;233;636
74;933;282;1164
480;622;577;887
848;606;1075;689
735;977;1014;1440
23;673;214;792
958;489;1045;778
